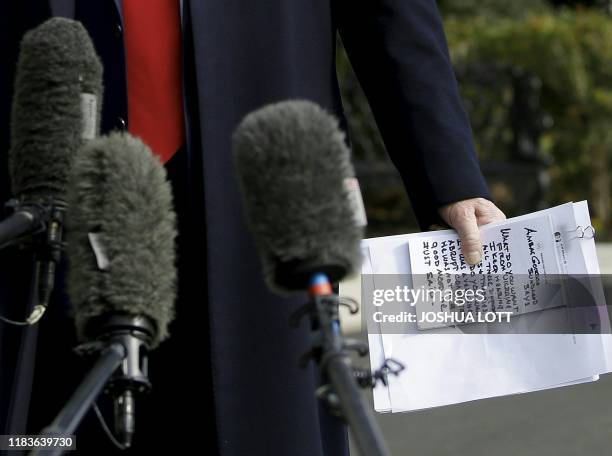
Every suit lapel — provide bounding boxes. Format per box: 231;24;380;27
114;0;123;22
48;0;123;20
49;0;75;18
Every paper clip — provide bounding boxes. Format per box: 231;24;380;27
567;225;596;240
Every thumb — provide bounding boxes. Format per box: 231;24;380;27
452;211;482;265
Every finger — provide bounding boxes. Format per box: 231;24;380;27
477;213;505;226
452;211;482;265
476;203;506;226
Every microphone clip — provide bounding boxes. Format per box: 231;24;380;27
291;293;405;416
34;198;67;311
84;314;154;395
1;198;49;249
77;314;155;448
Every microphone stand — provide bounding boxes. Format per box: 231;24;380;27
30;316;154;456
2;199;67;436
29;343;125;456
290;274;404;456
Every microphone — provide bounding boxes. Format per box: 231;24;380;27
232;100;365;292
4;17;103;244
1;18;103;322
232;100;396;456
64;132;177;448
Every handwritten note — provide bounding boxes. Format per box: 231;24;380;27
408;214;562;329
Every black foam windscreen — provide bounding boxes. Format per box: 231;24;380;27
66;133;177;347
10;17;103;202
232;100;364;291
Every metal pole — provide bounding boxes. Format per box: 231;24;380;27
325;354;390;456
30;343;125;456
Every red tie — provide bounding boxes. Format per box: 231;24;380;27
123;0;185;164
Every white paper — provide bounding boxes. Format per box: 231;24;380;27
363;202;611;413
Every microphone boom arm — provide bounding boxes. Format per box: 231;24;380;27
0;199;49;250
31;315;155;455
30;343;125;456
291;280;400;456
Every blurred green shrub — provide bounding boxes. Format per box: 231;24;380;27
438;0;549;19
446;10;612;234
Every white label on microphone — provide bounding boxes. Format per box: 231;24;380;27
344;177;368;227
88;232;110;270
81;93;98;140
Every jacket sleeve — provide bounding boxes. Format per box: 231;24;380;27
337;0;491;229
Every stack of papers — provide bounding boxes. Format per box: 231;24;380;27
363;201;612;413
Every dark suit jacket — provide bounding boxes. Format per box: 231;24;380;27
0;1;491;455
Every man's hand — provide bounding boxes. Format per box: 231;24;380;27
437;198;506;266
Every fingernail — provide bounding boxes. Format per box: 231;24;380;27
466;251;481;265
